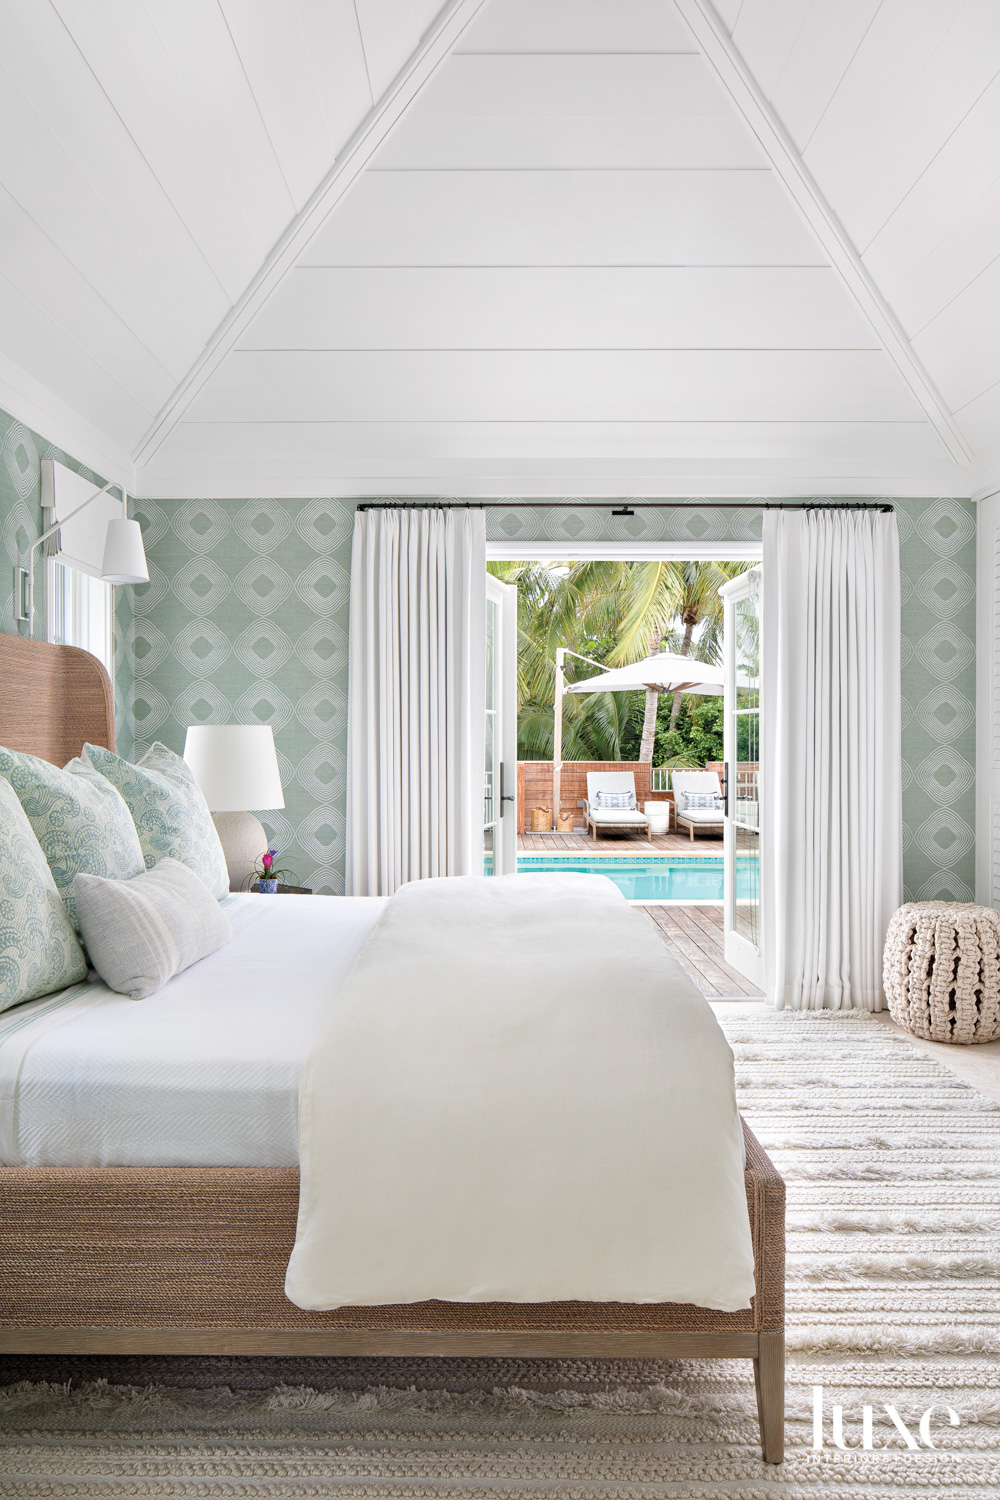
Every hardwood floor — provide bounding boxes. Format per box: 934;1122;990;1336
639;903;762;999
517;830;722;854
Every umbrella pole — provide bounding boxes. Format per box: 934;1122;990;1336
553;647;564;832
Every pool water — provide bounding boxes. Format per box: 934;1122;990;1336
515;855;758;903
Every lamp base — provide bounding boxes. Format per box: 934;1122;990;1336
212;811;268;893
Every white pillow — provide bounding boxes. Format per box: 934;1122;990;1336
595;790;637;811
73;858;232;1000
682;792;721;810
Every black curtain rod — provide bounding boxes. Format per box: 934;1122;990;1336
355;499;895;514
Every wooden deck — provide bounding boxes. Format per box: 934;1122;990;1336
516;830;760;998
638;903;762;999
518;829;722;854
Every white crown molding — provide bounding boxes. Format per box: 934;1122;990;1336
971;445;1000;501
131;0;490;468
488;540;764;561
133;470;970;502
674;0;973;469
0;351;135;490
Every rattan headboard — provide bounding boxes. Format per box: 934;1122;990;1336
0;633;115;766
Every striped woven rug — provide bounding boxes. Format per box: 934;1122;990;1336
1;1010;998;1496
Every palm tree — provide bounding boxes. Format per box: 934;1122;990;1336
486;559;561;715
487;560;644;762
661;561;750;735
562;560;752;761
586;560;684;762
488;557;753;766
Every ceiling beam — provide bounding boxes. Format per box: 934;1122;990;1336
674;0;973;468
131;0;490;469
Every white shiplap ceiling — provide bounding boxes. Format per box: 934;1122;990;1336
1;0;999;498
0;0;442;485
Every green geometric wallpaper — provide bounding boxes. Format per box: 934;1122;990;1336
0;402;979;905
896;500;977;903
130;496;977;903
128;495;353;894
0;408;134;760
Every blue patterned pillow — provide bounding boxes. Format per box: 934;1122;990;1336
84;742;230;900
595;790;637;811
0;747;145;930
683;792;722;810
0;779;87;1013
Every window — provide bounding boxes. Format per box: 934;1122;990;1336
46;558;114;677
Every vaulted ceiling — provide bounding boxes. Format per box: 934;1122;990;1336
2;0;999;499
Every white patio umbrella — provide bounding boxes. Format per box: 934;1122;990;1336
564;650;725;697
549;650;734;832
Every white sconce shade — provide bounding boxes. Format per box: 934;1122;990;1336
183;724;285;812
100;517;149;584
16;470;148;623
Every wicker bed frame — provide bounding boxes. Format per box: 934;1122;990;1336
0;633;786;1463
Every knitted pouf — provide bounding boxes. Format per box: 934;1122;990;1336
883;901;1000;1044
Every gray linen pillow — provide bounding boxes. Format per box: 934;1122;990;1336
73;858;232;1000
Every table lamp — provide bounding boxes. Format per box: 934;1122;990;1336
183;725;284;892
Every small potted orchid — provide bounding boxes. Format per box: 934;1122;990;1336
247;848;297;894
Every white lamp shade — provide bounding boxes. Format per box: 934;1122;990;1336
101;517;149;583
183;725;284;812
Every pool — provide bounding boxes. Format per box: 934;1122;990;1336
515;855;758;904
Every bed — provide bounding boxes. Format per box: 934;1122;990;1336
0;633;785;1463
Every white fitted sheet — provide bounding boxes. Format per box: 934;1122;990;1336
0;894;387;1168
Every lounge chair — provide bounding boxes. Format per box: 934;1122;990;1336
583;772;651;843
672;770;725;841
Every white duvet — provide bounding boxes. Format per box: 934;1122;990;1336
286;874;755;1313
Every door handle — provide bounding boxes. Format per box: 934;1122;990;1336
499;762;516;817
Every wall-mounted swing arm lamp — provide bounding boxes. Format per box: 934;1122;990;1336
16;479;149;625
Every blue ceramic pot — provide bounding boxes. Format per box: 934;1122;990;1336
258;878;278;893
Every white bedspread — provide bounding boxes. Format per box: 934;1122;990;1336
0;894;386;1167
286;874;756;1313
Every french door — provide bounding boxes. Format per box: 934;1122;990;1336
721;567;762;986
484;573;517;876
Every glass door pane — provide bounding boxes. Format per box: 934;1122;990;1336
484;574;518;876
484;596;497;875
723;568;762;986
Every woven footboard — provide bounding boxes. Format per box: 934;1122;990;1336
0;1120;784;1456
0;1120;784;1459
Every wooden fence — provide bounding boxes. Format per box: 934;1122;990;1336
516;761;673;835
515;760;758;834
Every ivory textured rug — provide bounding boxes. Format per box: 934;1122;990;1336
2;1011;999;1497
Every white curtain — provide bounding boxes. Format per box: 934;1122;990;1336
761;509;902;1010
346;507;486;897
